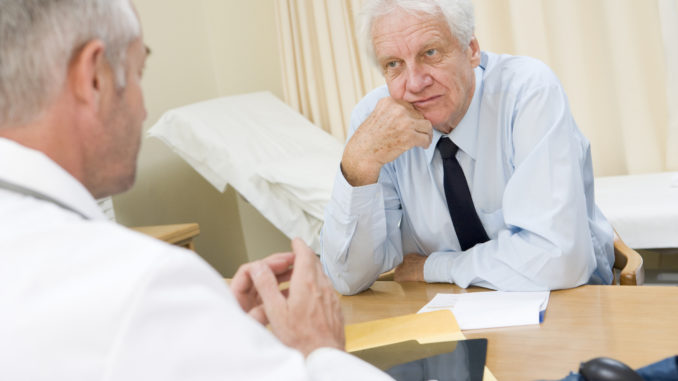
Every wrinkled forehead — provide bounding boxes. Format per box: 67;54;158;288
372;9;452;53
373;8;448;41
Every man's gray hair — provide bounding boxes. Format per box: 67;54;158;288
0;0;140;127
359;0;475;64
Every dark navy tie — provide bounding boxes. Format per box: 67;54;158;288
437;137;489;250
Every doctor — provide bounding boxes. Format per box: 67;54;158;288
321;0;615;294
0;0;389;379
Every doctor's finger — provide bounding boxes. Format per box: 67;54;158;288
261;252;295;275
289;238;320;283
310;252;333;288
247;305;269;326
275;269;293;284
250;261;288;317
230;264;256;295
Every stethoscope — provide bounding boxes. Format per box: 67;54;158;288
0;177;90;220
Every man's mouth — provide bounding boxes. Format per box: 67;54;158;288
412;95;441;108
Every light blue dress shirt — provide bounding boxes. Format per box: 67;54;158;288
321;52;614;295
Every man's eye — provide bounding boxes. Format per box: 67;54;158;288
425;49;437;56
386;61;398;68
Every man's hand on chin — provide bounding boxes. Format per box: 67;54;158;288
394;253;427;282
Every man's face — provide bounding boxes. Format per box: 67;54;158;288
372;8;480;133
88;35;148;198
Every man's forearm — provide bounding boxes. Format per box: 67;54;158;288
339;159;382;187
320;206;387;295
320;171;403;295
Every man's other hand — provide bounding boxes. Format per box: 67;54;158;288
230;252;295;325
250;238;345;356
394;253;427;282
341;97;433;186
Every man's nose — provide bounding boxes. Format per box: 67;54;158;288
406;64;433;93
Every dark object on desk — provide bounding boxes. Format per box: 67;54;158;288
579;357;643;381
559;355;678;381
352;338;487;381
636;356;678;381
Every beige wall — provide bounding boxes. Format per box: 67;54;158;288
114;0;289;277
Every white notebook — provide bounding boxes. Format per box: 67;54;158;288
418;291;550;330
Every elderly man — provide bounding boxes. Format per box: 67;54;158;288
0;0;390;379
321;0;615;295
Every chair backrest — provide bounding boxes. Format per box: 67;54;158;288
613;231;645;285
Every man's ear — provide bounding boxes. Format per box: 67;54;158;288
68;40;108;110
467;36;481;68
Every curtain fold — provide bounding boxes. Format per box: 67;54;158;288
274;0;383;143
659;0;678;170
275;0;677;175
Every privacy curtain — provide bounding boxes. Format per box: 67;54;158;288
275;0;678;176
274;0;384;143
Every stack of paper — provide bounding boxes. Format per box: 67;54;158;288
417;291;550;330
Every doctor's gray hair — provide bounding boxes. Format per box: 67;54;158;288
359;0;475;64
0;0;140;127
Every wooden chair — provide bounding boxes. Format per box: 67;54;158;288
613;231;644;285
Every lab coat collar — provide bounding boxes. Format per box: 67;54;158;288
0;138;107;221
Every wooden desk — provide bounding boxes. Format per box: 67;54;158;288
341;282;678;380
132;223;200;251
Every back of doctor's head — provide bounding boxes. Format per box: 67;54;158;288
0;0;140;127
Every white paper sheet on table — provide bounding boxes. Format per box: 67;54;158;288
417;291;550;330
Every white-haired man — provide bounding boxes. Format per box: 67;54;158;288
321;0;615;295
0;0;390;379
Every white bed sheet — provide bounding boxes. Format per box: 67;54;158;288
147;92;342;252
595;172;678;249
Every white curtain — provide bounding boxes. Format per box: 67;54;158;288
474;0;677;176
274;0;383;143
659;0;678;170
275;0;678;176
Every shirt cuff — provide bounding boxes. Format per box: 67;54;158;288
423;250;464;283
331;165;380;216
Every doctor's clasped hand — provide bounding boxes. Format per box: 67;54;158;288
243;238;346;357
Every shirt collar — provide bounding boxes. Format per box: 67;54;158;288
425;56;486;163
0;138;107;220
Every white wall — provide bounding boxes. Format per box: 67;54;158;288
114;0;290;276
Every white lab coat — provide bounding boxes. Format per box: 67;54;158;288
0;138;390;380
